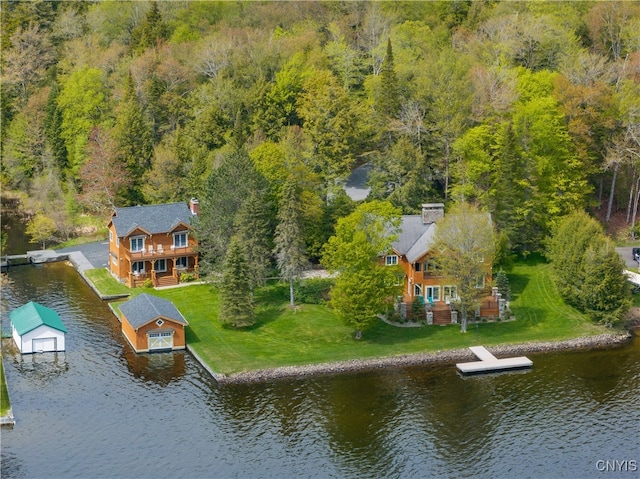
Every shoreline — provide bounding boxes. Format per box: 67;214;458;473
210;333;632;385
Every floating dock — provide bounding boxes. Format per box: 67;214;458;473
456;346;532;374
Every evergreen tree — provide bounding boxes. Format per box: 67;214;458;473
132;1;168;52
234;188;274;292
219;235;255;328
196;148;264;273
546;211;603;300
44;82;68;176
113;72;154;205
274;179;309;307
378;38;400;119
494;269;511;302
579;240;631;325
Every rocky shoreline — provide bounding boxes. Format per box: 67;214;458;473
212;333;632;385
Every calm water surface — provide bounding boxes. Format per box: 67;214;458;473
1;262;639;479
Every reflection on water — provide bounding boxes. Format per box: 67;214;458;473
2;262;639;479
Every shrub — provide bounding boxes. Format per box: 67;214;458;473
294;277;334;304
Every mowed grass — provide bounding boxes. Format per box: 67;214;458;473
144;256;611;376
1;359;10;416
84;268;131;296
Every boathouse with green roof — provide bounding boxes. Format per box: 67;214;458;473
9;301;67;354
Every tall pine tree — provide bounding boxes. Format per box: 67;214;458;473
113;72;153;205
274;179;308;307
219;235;255;329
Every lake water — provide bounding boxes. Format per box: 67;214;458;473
2;261;639;479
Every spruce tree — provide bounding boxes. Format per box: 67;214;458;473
273;179;308;307
494;269;511;302
234;188;274;292
219;236;255;329
378;38;400;119
113;72;153;205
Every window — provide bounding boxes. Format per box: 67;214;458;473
116;237;119;248
425;286;440;302
175;257;188;269
130;237;144;252
386;255;398;266
475;274;485;289
425;259;440;274
109;230;113;242
156;319;164;327
111;256;118;266
414;262;421;272
174;232;188;248
414;284;422;296
444;286;458;302
154;259;166;272
132;261;145;274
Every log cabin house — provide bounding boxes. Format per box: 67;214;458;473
386;204;503;325
107;200;199;288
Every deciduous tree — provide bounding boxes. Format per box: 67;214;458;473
431;202;495;333
322;200;402;338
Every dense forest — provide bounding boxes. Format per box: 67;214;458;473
2;0;640;264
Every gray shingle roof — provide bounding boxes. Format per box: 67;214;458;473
119;294;188;329
391;216;437;264
110;202;194;237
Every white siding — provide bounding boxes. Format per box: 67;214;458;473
13;325;65;354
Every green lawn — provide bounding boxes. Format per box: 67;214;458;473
1;359;10;416
138;256;612;376
84;268;131;296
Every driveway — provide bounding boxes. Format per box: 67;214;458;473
616;246;640;270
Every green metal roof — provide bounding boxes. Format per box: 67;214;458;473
9;301;67;336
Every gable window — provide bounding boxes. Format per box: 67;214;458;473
174;232;188;248
154;259;167;272
176;257;188;269
385;255;398;266
130;237;144;252
132;261;145;274
413;262;421;272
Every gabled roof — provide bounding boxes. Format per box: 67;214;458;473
109;202;195;238
119;293;188;330
391;216;438;264
10;301;67;336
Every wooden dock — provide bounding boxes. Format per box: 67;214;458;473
456;346;532;374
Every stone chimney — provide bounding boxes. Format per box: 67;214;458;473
189;198;199;216
421;203;444;224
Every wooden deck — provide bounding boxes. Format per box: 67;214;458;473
457;346;532;374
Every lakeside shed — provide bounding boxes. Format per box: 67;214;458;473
119;293;188;353
10;301;67;354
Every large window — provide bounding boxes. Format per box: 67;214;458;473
386;255;398;266
175;257;188;269
132;261;145;274
130;237;144;252
425;286;440;302
154;259;167;272
173;232;188;248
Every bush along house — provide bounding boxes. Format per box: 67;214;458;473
107;199;200;288
386;203;505;325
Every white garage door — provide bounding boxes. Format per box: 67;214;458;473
33;337;56;352
148;332;173;351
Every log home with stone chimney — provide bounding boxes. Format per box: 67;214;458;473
385;203;504;325
107;199;200;288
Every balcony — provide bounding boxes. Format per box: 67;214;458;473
126;244;196;261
